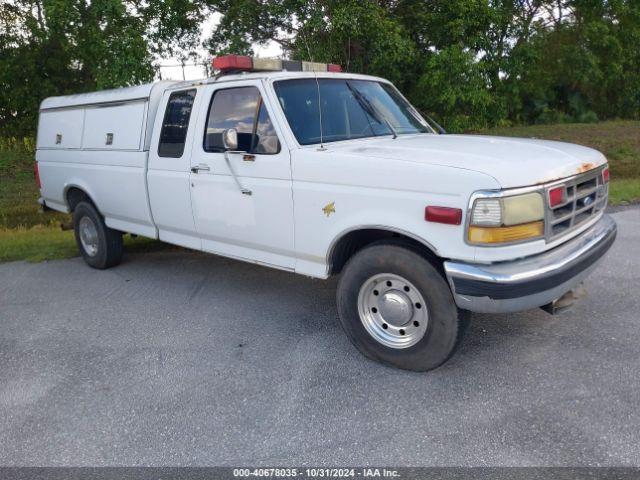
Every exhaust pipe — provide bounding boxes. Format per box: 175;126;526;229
541;284;587;315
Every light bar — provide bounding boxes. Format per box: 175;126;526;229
211;55;343;74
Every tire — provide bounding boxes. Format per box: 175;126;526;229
336;241;468;371
73;201;123;269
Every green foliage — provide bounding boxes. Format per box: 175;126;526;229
1;0;639;136
204;0;640;132
0;136;69;229
0;0;203;137
411;45;495;132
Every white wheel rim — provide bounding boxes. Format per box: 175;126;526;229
79;216;99;257
357;273;429;349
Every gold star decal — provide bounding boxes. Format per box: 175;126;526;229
322;201;336;217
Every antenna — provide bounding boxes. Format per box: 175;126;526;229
301;16;323;149
299;15;314;64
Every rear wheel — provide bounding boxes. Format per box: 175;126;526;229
336;242;468;371
73;201;123;269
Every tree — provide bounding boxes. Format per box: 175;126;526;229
0;0;203;136
203;0;640;130
2;0;639;136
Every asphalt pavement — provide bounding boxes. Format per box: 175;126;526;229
0;208;639;466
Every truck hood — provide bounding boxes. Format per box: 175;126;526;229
333;134;607;189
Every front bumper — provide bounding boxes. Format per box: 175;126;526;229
444;214;617;313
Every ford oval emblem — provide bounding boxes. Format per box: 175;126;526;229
583;196;594;207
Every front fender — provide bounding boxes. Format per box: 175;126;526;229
291;151;500;278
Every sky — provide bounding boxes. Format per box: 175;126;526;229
157;14;284;81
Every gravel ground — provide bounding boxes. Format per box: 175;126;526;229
0;209;639;467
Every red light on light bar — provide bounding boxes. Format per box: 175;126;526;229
603;167;610;183
327;64;342;72
425;206;462;225
549;187;564;207
212;55;253;72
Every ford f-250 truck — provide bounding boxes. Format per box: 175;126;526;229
35;55;617;371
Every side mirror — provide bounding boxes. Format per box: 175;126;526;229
222;128;238;151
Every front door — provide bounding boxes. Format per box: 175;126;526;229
189;80;295;269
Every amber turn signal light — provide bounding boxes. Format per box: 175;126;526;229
468;221;544;244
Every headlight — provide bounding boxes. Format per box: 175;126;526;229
468;192;544;244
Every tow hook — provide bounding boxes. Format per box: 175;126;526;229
541;284;587;315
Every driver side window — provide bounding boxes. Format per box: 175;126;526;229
203;86;280;154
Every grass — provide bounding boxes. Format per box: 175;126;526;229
0;226;77;263
481;120;640;204
0;226;172;263
1;120;639;263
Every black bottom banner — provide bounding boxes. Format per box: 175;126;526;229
0;468;639;480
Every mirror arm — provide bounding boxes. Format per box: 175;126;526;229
224;151;252;196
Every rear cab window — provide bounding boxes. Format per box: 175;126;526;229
158;89;197;158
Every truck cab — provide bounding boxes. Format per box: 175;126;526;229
36;55;617;371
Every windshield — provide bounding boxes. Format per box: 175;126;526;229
273;78;432;145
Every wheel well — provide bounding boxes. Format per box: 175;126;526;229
66;187;95;212
328;228;443;276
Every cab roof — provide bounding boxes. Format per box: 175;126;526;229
40;71;389;110
166;70;389;90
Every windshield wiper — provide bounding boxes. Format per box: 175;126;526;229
346;82;398;139
424;113;446;134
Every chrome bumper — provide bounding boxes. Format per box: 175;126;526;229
444;214;617;314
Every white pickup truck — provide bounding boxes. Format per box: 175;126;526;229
36;55;617;371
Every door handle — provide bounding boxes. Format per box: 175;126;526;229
191;164;211;173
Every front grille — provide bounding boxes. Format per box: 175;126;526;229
545;167;608;241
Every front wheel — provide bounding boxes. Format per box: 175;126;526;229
336;242;468;371
73;201;123;269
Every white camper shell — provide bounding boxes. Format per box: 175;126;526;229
36;81;176;236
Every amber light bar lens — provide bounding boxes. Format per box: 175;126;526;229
468;221;544;244
212;55;343;73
